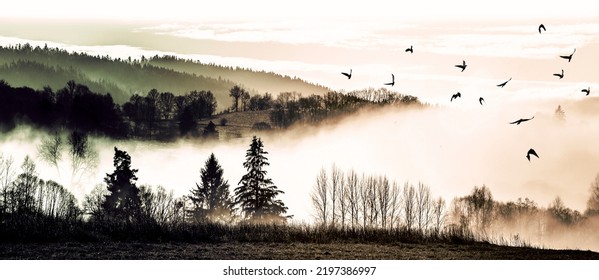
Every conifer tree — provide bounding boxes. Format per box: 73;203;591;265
102;147;141;223
234;136;288;223
189;153;234;222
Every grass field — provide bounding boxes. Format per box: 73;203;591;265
1;241;598;260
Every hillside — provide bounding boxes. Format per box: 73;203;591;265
0;44;329;109
147;56;330;97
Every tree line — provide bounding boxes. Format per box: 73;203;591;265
310;165;599;248
0;135;289;241
311;165;445;233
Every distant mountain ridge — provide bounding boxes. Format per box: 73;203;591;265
0;43;330;110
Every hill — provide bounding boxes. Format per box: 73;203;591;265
0;43;329;109
147;56;330;97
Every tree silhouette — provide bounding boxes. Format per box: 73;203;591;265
585;173;599;216
178;106;196;136
229;85;245;112
102;147;141;223
554;105;566;122
189;153;234;223
234;136;288;223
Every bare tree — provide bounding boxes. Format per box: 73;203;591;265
388;181;401;229
465;185;494;234
334;167;347;229
311;167;329;226
345;169;360;229
67;130;98;193
415;183;433;232
330;164;343;227
83;184;109;219
585;173;599;216
432;197;447;234
401;183;416;230
359;173;370;228
0;154;16;215
376;176;391;228
37;131;63;176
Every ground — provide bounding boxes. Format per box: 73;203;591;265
1;242;598;260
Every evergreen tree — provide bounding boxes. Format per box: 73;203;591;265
189;153;234;222
234;136;288;223
554;105;566;122
102;147;141;223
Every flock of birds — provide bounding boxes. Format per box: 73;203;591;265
341;24;591;162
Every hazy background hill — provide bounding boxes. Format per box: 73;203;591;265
147;56;330;97
0;44;329;110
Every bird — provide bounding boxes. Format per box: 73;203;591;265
526;148;539;161
455;60;467;72
405;45;413;53
384;74;395;86
553;69;564;79
341;69;352;79
479;97;485;105
582;87;590;96
497;77;512;88
538;24;546;34
450;92;461;102
509;116;534;125
559;48;576;62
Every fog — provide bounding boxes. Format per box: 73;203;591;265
2;96;599;250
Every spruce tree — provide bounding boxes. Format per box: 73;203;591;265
234;136;288;223
189;153;233;222
102;147;141;223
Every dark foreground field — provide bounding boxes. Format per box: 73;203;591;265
1;242;598;260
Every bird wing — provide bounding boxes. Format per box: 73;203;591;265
509;120;519;124
528;149;539;158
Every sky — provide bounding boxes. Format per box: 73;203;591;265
1;1;599;105
1;0;599;249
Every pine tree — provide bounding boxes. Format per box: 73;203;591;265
234;136;288;223
189;153;234;222
102;147;141;223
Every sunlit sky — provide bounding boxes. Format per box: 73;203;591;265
2;1;599;105
2;1;599;233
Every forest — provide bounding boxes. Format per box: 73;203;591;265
1;44;598;257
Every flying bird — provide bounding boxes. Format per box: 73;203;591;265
405;45;413;53
450;92;461;102
560;48;576;62
553;69;564;79
455;60;467;72
526;148;539;161
479;97;485;105
497;77;512;88
538;24;546;34
384;74;395;86
509;116;534;125
582;87;590;96
341;69;352;79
